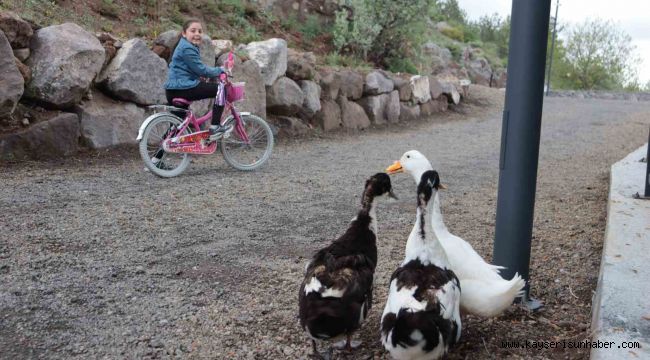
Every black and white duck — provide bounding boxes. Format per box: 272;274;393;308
299;173;397;358
386;150;525;317
381;170;461;360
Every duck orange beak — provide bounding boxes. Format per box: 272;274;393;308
386;161;403;175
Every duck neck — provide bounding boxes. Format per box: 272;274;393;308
431;192;450;236
361;191;378;234
405;191;449;266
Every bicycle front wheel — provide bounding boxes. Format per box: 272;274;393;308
220;114;274;171
139;114;191;178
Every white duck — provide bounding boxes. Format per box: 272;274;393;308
386;150;525;317
299;173;397;358
381;170;461;360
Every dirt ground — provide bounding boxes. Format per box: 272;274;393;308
2;86;649;359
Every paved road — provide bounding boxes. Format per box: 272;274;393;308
2;91;649;359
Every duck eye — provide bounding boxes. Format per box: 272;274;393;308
406;155;410;158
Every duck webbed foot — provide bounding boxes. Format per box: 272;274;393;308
333;335;362;352
309;339;333;360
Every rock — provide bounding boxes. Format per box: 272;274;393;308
0;113;79;160
0;31;23;117
338;96;370;130
12;48;29;62
428;76;444;100
492;68;507;88
212;39;233;58
198;35;216;67
420;97;448;116
286;48;316;81
266;76;304;116
422;42;453;74
97;38;167;105
101;42;117;69
466;56;492;86
439;80;461;105
313;99;341;131
21;118;29;126
385;90;400;124
267;115;310;137
0;11;33;48
75;91;145;149
232;60;266;119
216;52;243;67
357;92;399;125
409;75;431;104
298;80;321;118
153;30;180;62
14;58;31;84
151;44;170;60
363;71;394;95
25;23;105;109
399;102;420;121
244;38;287;86
318;69;340;100
335;69;364;100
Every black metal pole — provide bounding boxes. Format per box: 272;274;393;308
645;127;650;197
545;0;559;96
493;0;552;310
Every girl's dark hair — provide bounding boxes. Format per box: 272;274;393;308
170;18;203;58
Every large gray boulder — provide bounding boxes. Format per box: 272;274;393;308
319;69;341;100
409;75;431;104
25;23;105;109
267;115;310;138
364;71;394;95
385;91;400;124
357;92;399;125
0;11;33;48
0;31;23;118
286;48;316;81
314;99;341;131
428;76;444;100
338;96;370;130
266;76;304;116
244;38;287;86
466;57;492;86
298;80;321;118
439;79;461;105
339;70;365;100
0;113;79;160
97;38;167;105
423;42;453;74
229;60;266;119
212;39;233;58
75;91;144;149
399;102;420;121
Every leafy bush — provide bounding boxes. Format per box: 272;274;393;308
324;53;373;70
386;57;418;74
98;0;119;19
440;26;464;42
299;15;325;42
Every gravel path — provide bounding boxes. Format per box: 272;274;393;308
2;86;649;359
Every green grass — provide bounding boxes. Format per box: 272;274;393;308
324;53;373;70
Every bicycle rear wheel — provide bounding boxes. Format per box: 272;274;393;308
139;114;191;178
220;114;274;171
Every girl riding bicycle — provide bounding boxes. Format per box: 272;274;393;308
164;19;230;137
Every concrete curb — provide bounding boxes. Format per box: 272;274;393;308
591;143;650;359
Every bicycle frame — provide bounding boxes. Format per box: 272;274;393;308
177;95;250;142
161;88;251;155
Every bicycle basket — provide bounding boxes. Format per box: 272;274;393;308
227;82;245;103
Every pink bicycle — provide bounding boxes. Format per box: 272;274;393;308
136;53;274;178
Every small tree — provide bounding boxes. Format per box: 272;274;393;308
563;18;640;89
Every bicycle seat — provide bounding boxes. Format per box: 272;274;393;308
172;98;192;107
